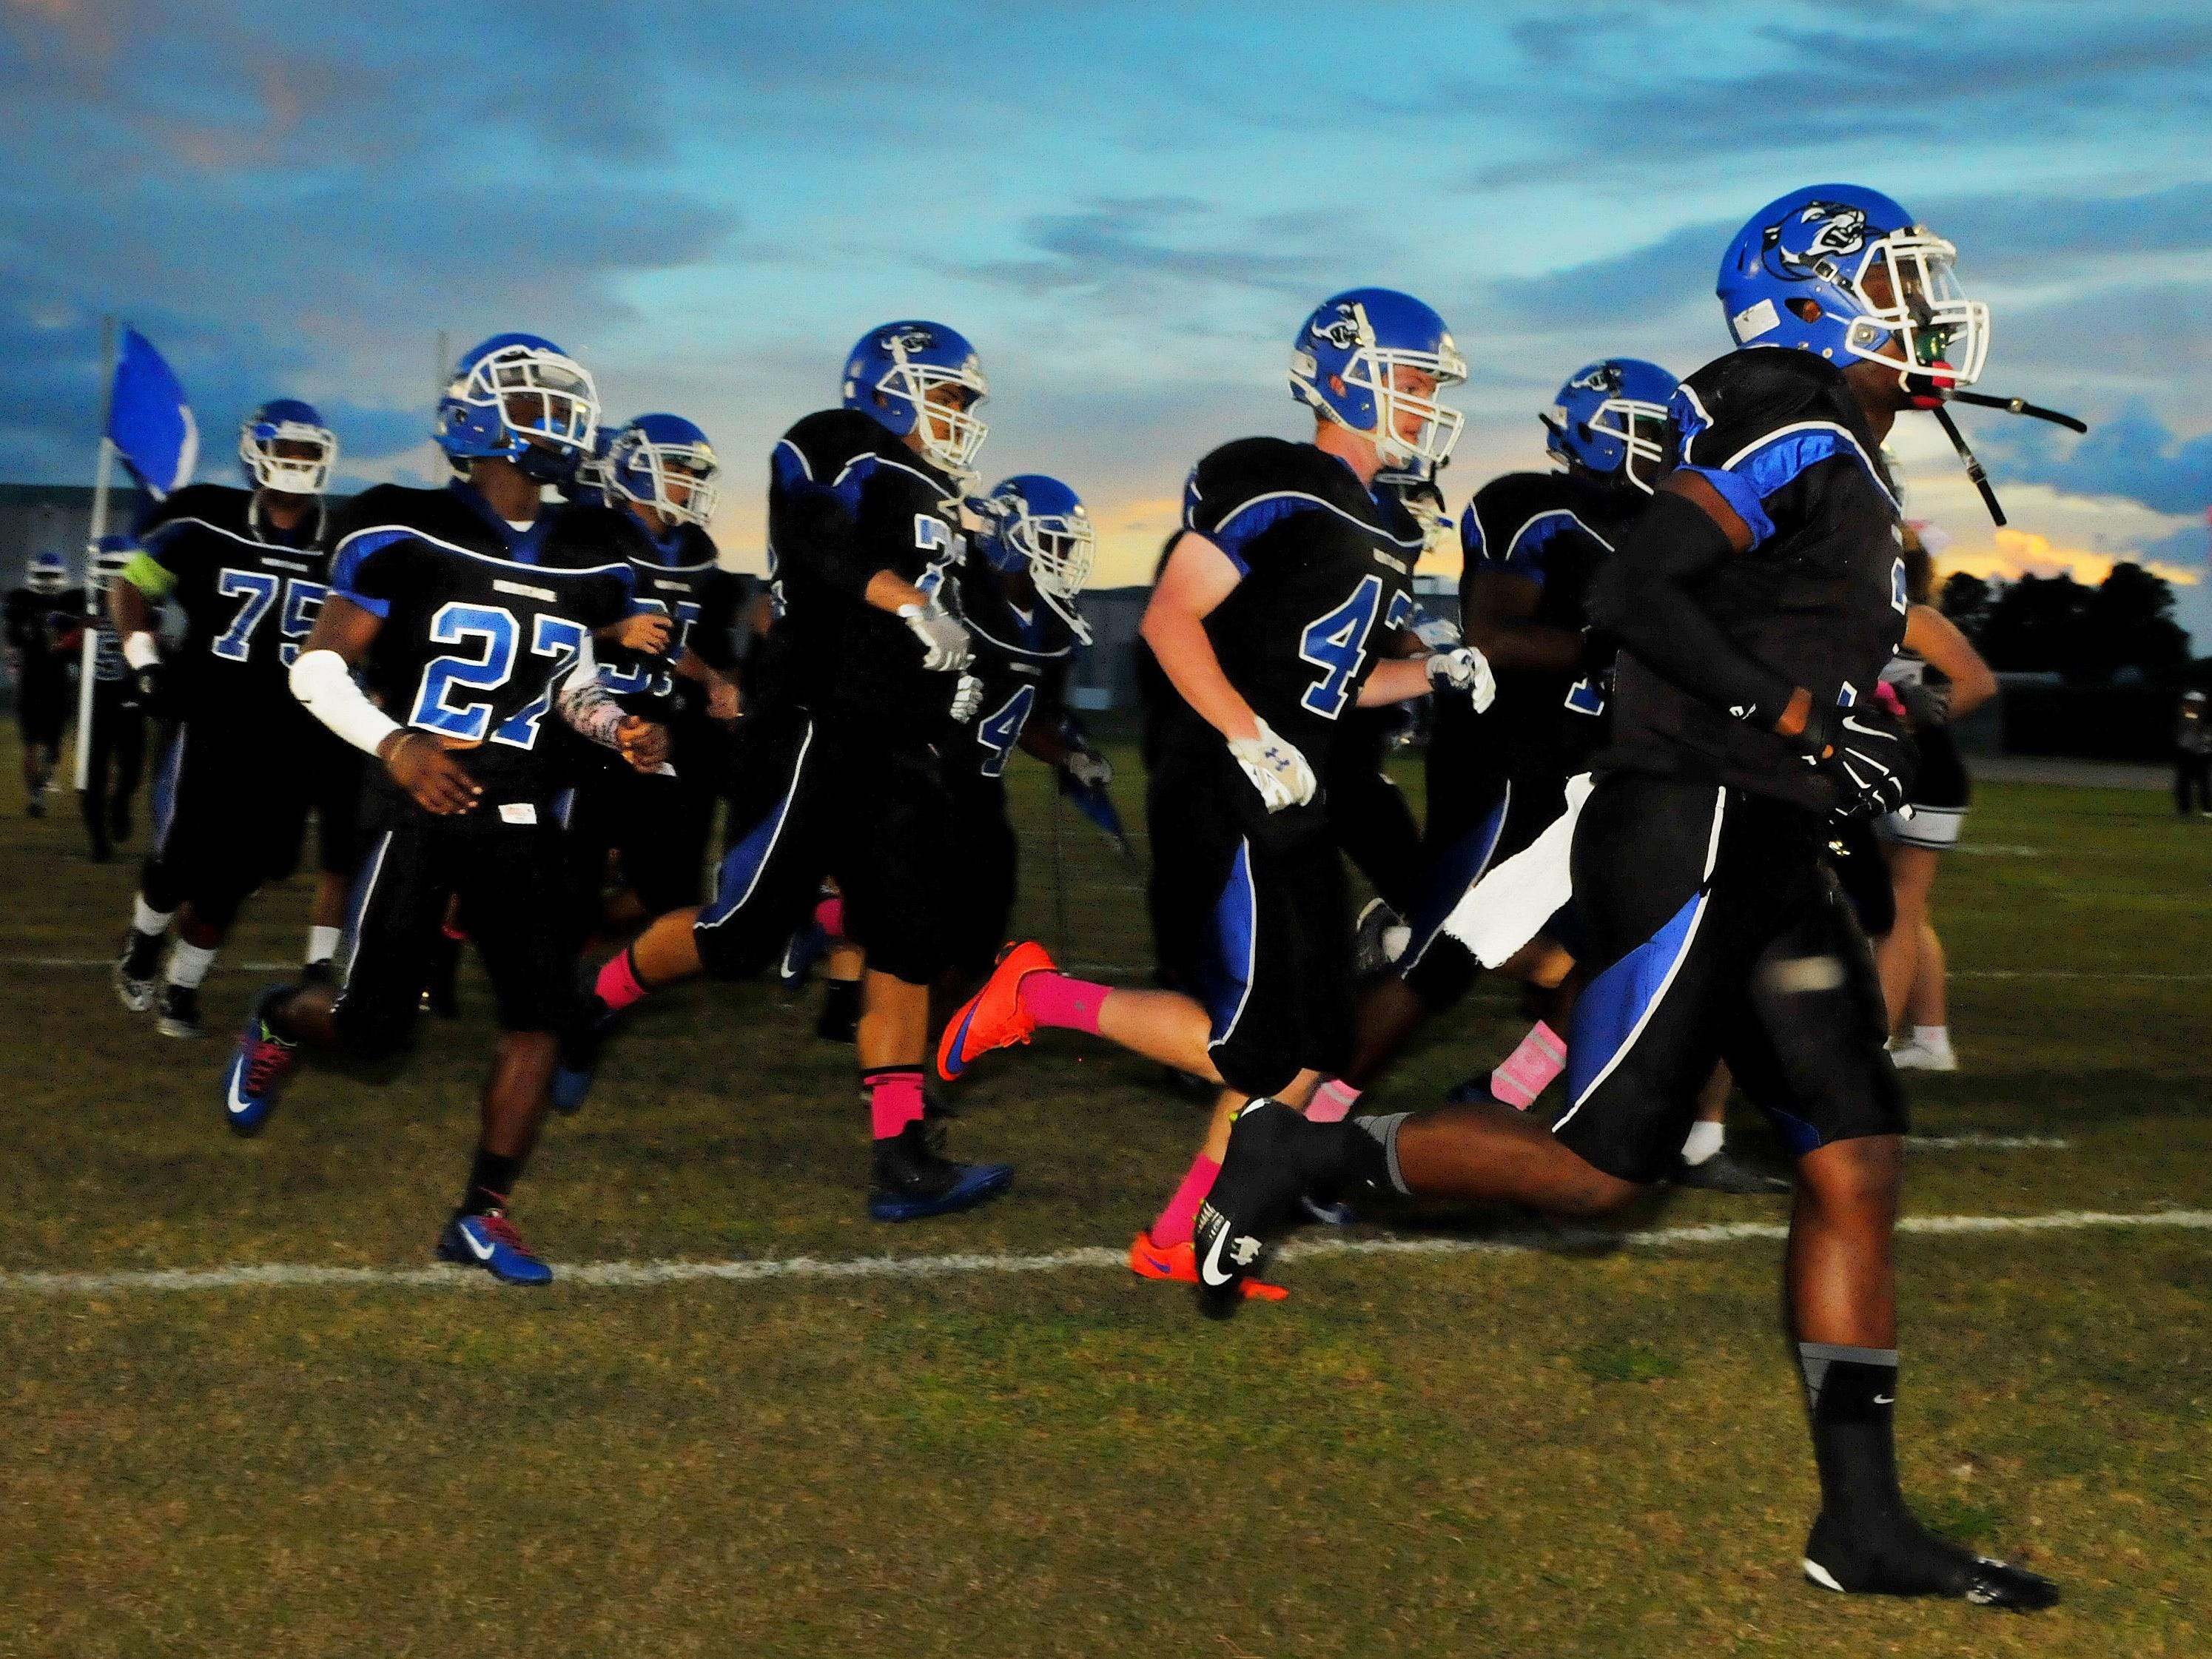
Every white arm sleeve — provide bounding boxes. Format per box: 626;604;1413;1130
290;648;402;758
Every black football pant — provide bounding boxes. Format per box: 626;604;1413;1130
79;679;145;856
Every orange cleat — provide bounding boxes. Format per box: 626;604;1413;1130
937;940;1057;1081
1126;1229;1288;1301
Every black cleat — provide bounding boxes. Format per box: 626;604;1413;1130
868;1119;1012;1222
1190;1099;1315;1305
1352;898;1409;980
1803;1511;2060;1611
114;929;164;1012
155;983;204;1039
1673;1149;1789;1194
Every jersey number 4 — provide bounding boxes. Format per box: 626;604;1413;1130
1300;575;1414;719
975;684;1037;778
214;569;327;667
409;602;587;750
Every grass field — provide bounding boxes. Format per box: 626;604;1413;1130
2;727;2208;1658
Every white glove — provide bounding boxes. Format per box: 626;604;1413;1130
948;673;985;724
1065;748;1114;790
1425;645;1496;713
897;599;973;672
1226;718;1317;812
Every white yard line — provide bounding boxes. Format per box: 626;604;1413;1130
1908;1133;2073;1150
2;1208;2203;1299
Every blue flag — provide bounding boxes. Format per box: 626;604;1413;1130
105;327;198;499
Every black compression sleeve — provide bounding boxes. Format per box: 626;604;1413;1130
1588;491;1798;730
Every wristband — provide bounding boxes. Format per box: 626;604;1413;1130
122;631;160;671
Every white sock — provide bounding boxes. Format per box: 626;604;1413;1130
306;924;342;966
132;895;174;937
1680;1117;1726;1166
167;940;218;989
1912;1024;1952;1057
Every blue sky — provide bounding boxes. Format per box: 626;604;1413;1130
4;1;2209;639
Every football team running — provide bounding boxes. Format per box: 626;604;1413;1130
16;182;2074;1612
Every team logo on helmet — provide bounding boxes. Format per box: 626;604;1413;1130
1311;306;1367;350
1763;201;1869;282
1565;363;1623;394
884;326;938;355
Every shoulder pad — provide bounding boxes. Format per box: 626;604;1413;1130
776;408;890;484
1464;471;1617;576
135;482;250;540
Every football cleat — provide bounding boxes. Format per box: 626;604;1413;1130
550;991;613;1116
1352;898;1410;979
1802;1511;2058;1611
113;929;163;1012
1888;1038;1958;1072
868;1120;1013;1222
1190;1100;1318;1305
1673;1150;1789;1194
936;940;1055;1080
155;983;204;1040
779;918;832;990
437;1209;554;1286
1127;1229;1287;1301
221;986;298;1137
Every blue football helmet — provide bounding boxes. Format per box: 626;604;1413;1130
1718;185;1989;388
975;474;1095;639
1374;457;1454;554
841;321;989;478
27;550;67;593
238;399;337;496
1544;359;1678;493
435;332;599;483
605;413;721;528
1290;288;1467;467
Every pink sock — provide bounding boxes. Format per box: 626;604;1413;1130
1150;1154;1220;1249
1021;971;1109;1035
1491;1020;1567;1110
813;895;844;939
595;949;649;1014
1306;1078;1361;1123
866;1068;927;1141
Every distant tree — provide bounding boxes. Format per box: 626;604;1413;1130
1978;573;2091;676
2081;562;2188;678
1938;571;1993;638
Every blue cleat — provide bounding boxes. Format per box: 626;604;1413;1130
437;1210;554;1285
222;985;299;1137
550;992;612;1116
867;1120;1014;1222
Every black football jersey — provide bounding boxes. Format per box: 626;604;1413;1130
945;559;1078;783
127;485;330;735
1603;349;1907;807
329;481;640;824
1461;470;1639;775
4;585;85;692
1171;437;1425;764
596;518;747;726
765;408;967;741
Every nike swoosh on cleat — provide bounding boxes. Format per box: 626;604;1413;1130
224;1067;256;1117
461;1229;497;1262
944;1003;981;1076
1872;1394;1895;1405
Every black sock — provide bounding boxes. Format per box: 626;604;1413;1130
1337;1112;1413;1195
1799;1342;1907;1528
463;1147;527;1217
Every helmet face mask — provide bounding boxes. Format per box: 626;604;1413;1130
1374;460;1453;554
606;414;722;529
1291;289;1467;468
238;400;337;496
844;323;989;480
27;551;67;593
437;334;600;482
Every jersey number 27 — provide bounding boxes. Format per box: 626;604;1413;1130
409;602;587;750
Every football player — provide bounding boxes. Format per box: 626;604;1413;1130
219;334;668;1285
1191;188;2059;1610
110;401;360;1037
553;321;1015;1223
1312;359;1674;1125
78;536;149;862
938;289;1493;1293
564;413;746;939
4;550;78;816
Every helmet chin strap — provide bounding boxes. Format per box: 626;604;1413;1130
1929;403;2006;527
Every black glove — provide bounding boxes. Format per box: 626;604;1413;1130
1892;676;1949;731
1815;702;1918;819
